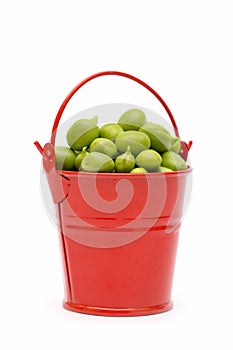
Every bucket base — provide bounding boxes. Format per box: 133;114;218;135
63;300;173;317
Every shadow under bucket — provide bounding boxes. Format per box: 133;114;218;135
35;71;192;316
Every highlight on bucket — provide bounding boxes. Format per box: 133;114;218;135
35;71;193;316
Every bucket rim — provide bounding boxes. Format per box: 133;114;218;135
56;166;192;179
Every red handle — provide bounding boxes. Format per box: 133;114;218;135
35;71;192;160
50;71;180;145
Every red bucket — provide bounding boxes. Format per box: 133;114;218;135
35;71;192;316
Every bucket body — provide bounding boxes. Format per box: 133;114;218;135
55;168;191;316
35;71;193;316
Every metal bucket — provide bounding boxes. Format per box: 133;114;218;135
35;71;192;316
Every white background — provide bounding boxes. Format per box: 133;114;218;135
1;1;233;349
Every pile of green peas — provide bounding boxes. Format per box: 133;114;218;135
55;108;187;173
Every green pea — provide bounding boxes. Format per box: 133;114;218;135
161;151;187;171
116;130;151;156
89;137;117;158
118;108;147;131
74;146;89;170
170;136;181;153
55;146;76;170
158;166;173;172
66;117;99;151
115;145;135;173
99;123;123;141
130;167;148;174
135;149;162;172
79;152;115;172
139;122;172;152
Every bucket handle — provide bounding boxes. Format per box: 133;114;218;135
50;70;182;145
35;71;192;159
34;71;192;203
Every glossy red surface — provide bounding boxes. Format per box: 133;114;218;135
60;229;178;316
56;169;191;316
